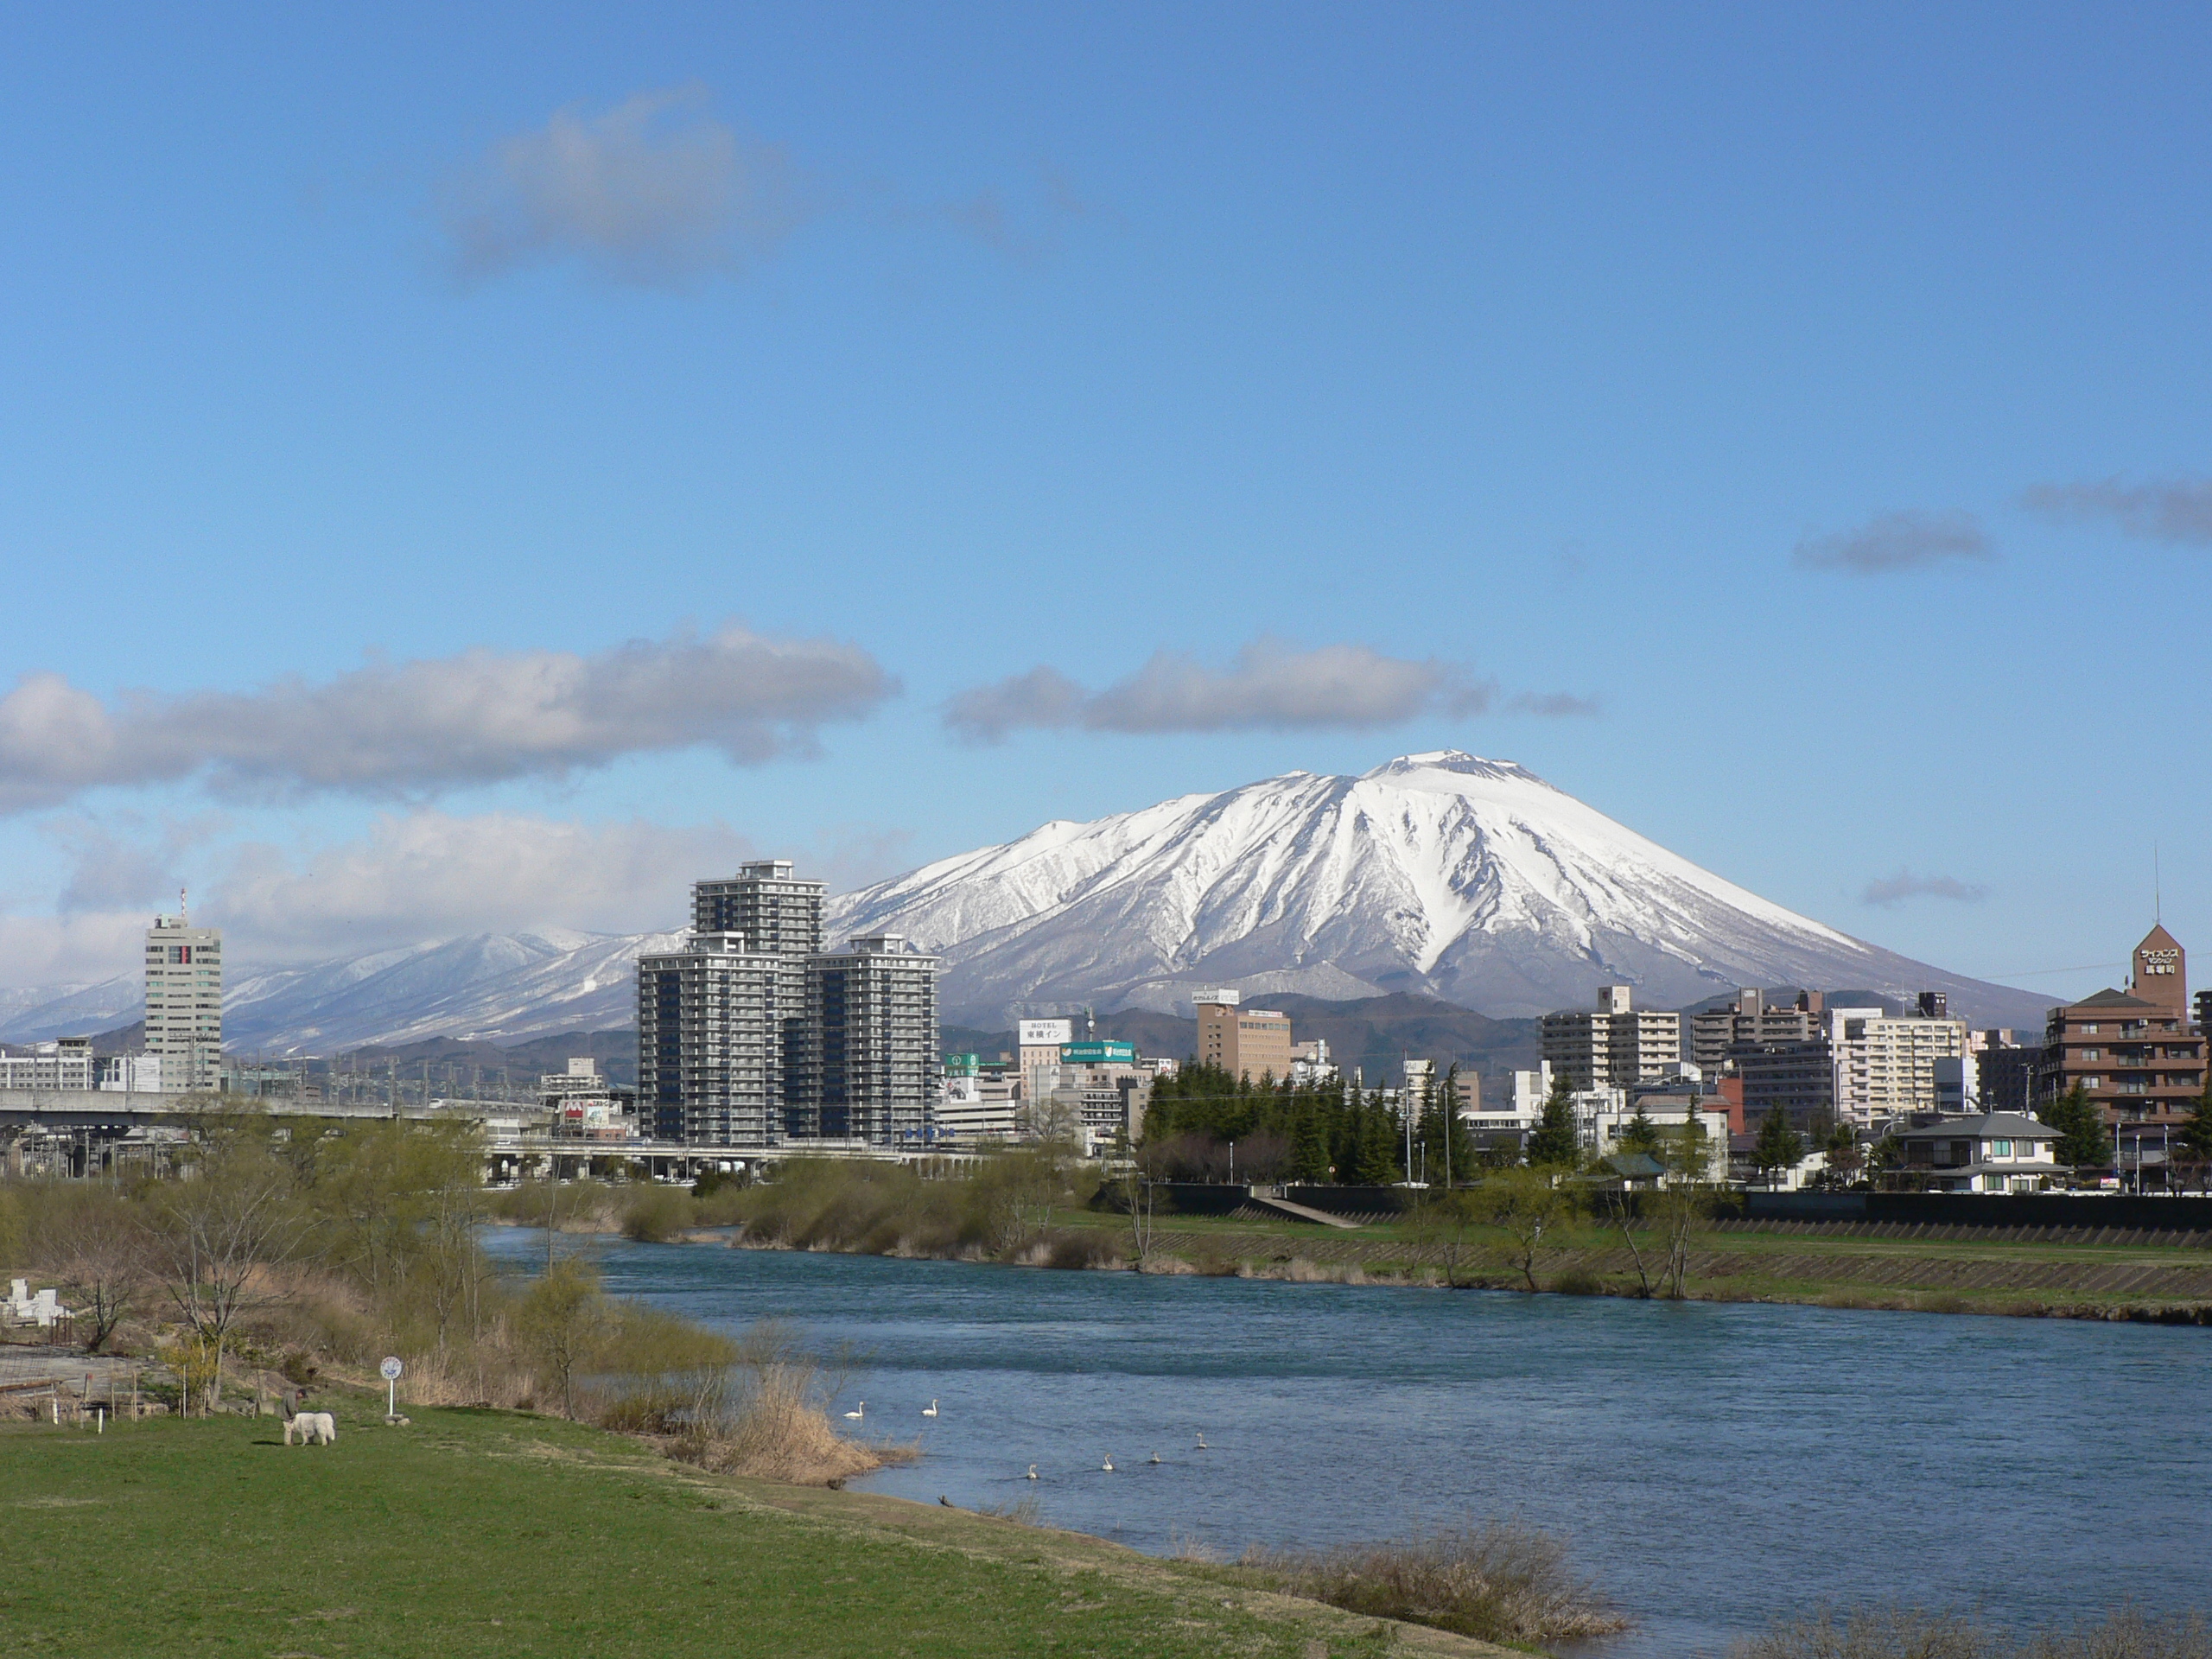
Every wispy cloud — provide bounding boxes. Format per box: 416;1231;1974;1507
440;86;813;287
0;624;894;813
1508;691;1600;718
944;639;1492;744
1861;868;1989;906
439;88;1093;288
2019;476;2212;544
1794;511;1993;574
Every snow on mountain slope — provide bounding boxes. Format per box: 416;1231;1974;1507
0;752;2046;1051
827;752;2048;1027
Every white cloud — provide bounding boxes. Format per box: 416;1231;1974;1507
441;86;812;287
0;623;894;814
209;812;756;955
1861;868;1989;906
2020;476;2212;544
945;639;1492;743
1794;511;1993;574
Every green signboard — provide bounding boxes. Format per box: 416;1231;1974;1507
1059;1040;1135;1065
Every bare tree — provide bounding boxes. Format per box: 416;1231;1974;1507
41;1192;149;1353
150;1132;307;1409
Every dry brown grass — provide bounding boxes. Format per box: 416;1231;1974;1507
1243;1520;1626;1645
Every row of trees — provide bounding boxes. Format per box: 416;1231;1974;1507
1141;1063;1482;1185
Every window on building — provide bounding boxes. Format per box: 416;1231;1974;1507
1991;1139;2012;1157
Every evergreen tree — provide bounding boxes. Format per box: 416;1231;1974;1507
2177;1078;2212;1162
1751;1105;1804;1187
1349;1096;1402;1184
1289;1104;1332;1184
1524;1072;1581;1168
2044;1084;2112;1172
1620;1103;1661;1155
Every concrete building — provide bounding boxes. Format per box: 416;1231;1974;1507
636;932;790;1146
1689;988;1833;1075
794;934;940;1146
1018;1019;1073;1106
146;912;222;1093
1541;985;1682;1090
1833;1010;1970;1126
2041;926;2205;1127
0;1039;95;1091
94;1052;162;1093
1585;1095;1731;1180
691;861;823;1095
1194;989;1294;1083
937;1055;1020;1142
1972;1030;2042;1116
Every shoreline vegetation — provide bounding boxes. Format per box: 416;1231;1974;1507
485;1157;2212;1325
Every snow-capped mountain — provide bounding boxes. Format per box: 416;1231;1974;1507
826;751;2047;1027
0;752;2046;1051
0;930;681;1055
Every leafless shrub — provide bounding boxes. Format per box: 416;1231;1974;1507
661;1320;913;1487
1244;1520;1626;1645
976;1493;1045;1527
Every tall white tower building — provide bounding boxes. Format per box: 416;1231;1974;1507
146;906;222;1093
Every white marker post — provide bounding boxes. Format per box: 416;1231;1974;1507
380;1356;404;1421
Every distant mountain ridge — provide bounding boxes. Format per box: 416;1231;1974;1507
0;752;2050;1051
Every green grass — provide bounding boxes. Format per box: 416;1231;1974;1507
0;1402;1467;1659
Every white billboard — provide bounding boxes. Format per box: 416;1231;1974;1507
1018;1018;1073;1046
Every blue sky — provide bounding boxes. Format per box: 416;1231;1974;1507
1;3;2206;1002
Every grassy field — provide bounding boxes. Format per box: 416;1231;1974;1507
0;1400;1501;1659
1043;1210;2212;1319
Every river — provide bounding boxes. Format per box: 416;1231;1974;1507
491;1232;2212;1654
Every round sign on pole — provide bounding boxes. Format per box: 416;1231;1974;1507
380;1357;404;1382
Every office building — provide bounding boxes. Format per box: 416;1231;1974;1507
635;931;790;1146
2041;926;2204;1127
1541;985;1681;1090
1019;1018;1073;1105
690;861;825;959
94;1052;162;1092
0;1039;95;1091
793;934;940;1145
1194;989;1294;1083
146;912;221;1093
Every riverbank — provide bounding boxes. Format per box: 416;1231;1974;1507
696;1210;2212;1322
0;1393;1506;1659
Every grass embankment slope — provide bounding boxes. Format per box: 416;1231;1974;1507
1078;1212;2212;1319
0;1405;1496;1659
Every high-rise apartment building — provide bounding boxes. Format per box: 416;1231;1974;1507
2041;926;2204;1127
1541;986;1681;1089
634;932;789;1146
146;912;221;1093
793;934;940;1144
1193;989;1294;1083
1832;1010;1969;1125
690;861;824;959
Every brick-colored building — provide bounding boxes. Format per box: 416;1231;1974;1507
1194;989;1294;1083
2041;926;2205;1127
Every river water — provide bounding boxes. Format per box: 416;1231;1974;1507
491;1232;2211;1654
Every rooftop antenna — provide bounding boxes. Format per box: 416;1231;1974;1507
179;886;188;925
2154;842;2161;925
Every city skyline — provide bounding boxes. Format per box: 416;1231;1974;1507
3;7;2209;1002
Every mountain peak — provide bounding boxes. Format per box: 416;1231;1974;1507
1360;751;1541;785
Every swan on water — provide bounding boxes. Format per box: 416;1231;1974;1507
1102;1456;1115;1471
1194;1433;1208;1449
843;1402;864;1420
1148;1452;1161;1465
1026;1464;1039;1480
922;1399;938;1417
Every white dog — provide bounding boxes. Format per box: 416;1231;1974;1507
283;1410;337;1446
